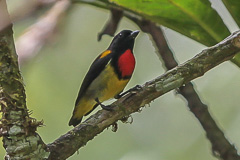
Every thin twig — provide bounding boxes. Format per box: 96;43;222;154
0;0;57;32
10;0;57;23
98;8;123;41
47;30;240;160
16;0;71;66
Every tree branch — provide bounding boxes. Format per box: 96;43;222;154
0;0;48;159
135;20;239;160
10;0;57;23
98;8;123;41
47;29;240;159
16;0;71;66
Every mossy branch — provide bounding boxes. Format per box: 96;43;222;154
0;0;48;159
47;29;240;160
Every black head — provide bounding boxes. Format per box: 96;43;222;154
108;30;139;53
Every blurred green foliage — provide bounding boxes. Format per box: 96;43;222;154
110;0;230;46
222;0;240;26
1;1;240;160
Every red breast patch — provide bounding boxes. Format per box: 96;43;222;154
118;49;135;77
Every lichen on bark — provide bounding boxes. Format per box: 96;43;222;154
0;0;49;159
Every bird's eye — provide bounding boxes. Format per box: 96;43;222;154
119;33;123;38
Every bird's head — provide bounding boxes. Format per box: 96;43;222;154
108;30;139;53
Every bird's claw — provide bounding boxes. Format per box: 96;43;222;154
115;85;143;99
114;94;122;99
95;98;114;111
131;85;143;93
101;104;114;111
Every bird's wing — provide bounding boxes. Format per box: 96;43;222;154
75;50;112;106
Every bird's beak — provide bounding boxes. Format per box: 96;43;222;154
129;30;140;39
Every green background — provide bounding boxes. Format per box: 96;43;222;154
1;2;240;160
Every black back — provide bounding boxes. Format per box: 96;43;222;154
75;53;111;105
75;30;138;106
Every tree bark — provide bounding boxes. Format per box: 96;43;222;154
0;0;48;159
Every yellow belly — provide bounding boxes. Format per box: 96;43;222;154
73;64;129;119
99;65;129;101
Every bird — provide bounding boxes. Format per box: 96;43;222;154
69;30;139;127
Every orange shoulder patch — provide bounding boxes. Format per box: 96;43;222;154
100;50;111;58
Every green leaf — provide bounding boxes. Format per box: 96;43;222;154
222;0;240;27
109;0;230;46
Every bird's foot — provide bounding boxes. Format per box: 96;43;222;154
114;85;143;99
95;98;113;111
101;104;113;111
130;85;143;93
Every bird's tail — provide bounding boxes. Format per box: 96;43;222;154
69;98;96;127
68;117;82;127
